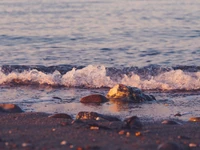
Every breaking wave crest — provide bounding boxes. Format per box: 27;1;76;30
0;64;200;91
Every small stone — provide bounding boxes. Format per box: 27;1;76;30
161;120;181;125
60;140;67;145
22;143;31;147
80;94;108;103
90;126;99;130
48;113;72;119
157;142;183;150
174;113;182;117
135;131;141;136
69;145;74;148
0;104;23;113
189;117;200;122
189;143;197;148
118;130;125;135
52;128;56;132
5;142;9;146
123;116;142;129
77;147;84;150
126;132;130;137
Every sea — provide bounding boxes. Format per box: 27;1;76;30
0;0;200;121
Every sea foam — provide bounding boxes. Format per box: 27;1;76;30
0;65;200;91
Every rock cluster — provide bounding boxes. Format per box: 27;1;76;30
80;84;156;104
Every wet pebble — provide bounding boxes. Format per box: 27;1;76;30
157;142;183;150
123;116;142;129
80;94;108;103
161;120;181;125
0;104;23;113
48;113;72;119
189;117;200;122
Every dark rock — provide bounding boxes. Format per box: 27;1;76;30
0;104;23;113
107;84;156;103
157;142;184;150
48;113;72;119
80;94;108;103
123;116;142;129
76;111;120;121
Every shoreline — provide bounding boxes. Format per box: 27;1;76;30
0;112;200;150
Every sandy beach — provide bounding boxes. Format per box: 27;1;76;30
0;112;200;150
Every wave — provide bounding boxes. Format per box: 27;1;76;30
0;64;200;91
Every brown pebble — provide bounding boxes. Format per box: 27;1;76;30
135;131;141;136
161;120;181;125
123;116;142;129
90;126;99;130
118;130;125;135
157;142;183;150
80;94;108;103
48;113;72;119
189;117;200;122
0;104;23;113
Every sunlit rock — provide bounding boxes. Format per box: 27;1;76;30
107;84;156;103
0;103;23;113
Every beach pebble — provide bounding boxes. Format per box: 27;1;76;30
189;143;198;148
123;116;142;129
107;84;156;103
22;142;31;147
80;94;108;103
161;120;181;125
48;113;72;119
189;117;200;122
0;103;23;113
60;140;67;145
76;111;120;121
157;142;183;150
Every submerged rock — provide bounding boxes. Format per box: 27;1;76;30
76;111;120;121
107;84;156;103
80;94;108;103
122;116;142;129
0;103;23;113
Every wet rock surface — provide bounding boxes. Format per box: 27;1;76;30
0;103;23;113
107;84;156;103
80;94;108;103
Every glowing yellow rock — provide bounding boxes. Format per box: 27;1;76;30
107;84;155;103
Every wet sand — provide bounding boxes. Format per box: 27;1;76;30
0;112;200;150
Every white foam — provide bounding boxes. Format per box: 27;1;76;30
0;65;200;90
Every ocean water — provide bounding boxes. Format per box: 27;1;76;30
0;0;200;121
